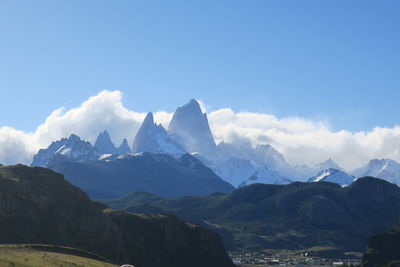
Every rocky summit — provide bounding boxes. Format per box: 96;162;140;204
31;134;99;167
132;112;184;154
94;130;117;154
168;99;217;155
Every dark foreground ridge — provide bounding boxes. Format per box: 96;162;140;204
361;223;400;267
115;177;400;254
0;164;235;267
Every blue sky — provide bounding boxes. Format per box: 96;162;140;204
0;0;399;132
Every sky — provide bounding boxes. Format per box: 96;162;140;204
0;1;399;169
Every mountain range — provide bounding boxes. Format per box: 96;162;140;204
48;151;234;199
31;99;400;191
106;177;400;255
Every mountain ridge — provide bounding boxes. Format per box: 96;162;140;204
115;177;400;254
30;99;400;188
48;152;234;199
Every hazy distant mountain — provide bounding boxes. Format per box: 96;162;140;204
197;156;257;187
210;142;294;186
315;158;343;171
168;99;216;155
116;138;131;154
95;131;132;154
49;152;234;199
308;168;355;186
121;177;400;253
132;112;184;154
240;166;292;187
354;158;400;186
216;142;289;170
94;130;116;154
32;134;98;167
31;130;234;199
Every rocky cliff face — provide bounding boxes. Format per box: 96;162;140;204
0;164;235;267
168;99;216;155
109;211;235;267
0;164;122;261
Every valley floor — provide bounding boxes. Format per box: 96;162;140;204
230;249;362;267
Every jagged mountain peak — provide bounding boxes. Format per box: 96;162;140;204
132;112;184;154
31;134;98;167
180;98;203;113
94;130;116;154
168;99;216;155
142;112;155;126
117;138;131;154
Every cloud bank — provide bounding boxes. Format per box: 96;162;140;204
0;90;399;170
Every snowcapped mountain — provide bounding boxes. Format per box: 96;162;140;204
314;158;343;171
94;130;117;154
308;168;355;186
279;158;345;182
253;144;289;170
195;155;257;187
239;166;292;187
32;134;99;167
132;112;185;154
353;158;400;186
32;99;386;191
216;142;288;170
168;99;216;155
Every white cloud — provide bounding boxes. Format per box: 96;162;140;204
0;127;38;165
0;91;146;165
0;90;399;171
33;90;145;146
208;108;400;170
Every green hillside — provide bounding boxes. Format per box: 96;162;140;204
117;178;400;254
0;244;118;267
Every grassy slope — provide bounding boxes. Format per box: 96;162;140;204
0;245;118;267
